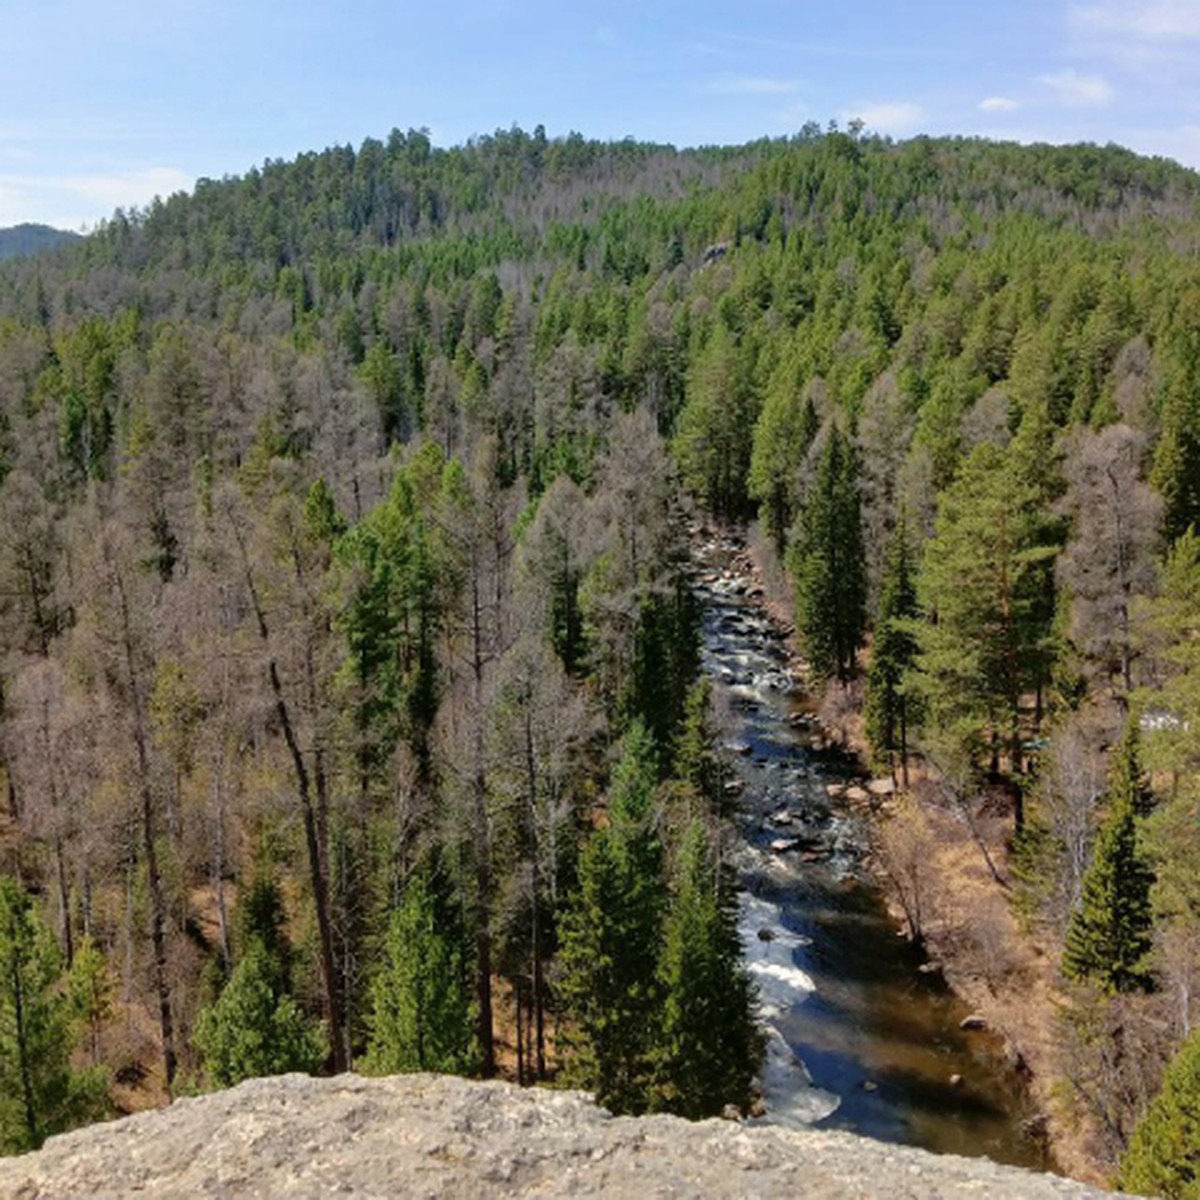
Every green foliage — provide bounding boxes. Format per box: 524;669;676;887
911;441;1058;783
0;880;106;1154
192;939;326;1089
1118;1025;1200;1197
673;324;760;518
193;878;325;1089
653;821;760;1117
557;722;664;1113
363;859;476;1076
672;678;727;813
1062;765;1154;993
788;425;866;682
865;512;919;770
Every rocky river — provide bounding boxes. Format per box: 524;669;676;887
696;528;1049;1170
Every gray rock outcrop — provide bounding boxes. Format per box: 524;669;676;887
0;1073;1114;1198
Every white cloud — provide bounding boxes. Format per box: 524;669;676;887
0;166;192;230
843;101;925;134
1038;68;1113;106
1070;1;1200;42
708;74;799;96
980;96;1020;112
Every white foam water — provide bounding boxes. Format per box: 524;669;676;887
739;889;840;1126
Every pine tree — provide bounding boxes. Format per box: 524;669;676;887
1062;761;1154;993
193;876;326;1089
912;441;1058;811
865;512;919;781
653;821;760;1117
0;879;105;1153
192;942;327;1088
557;722;664;1113
1151;367;1200;547
672;678;726;814
1118;1025;1200;1198
788;425;867;682
363;860;476;1076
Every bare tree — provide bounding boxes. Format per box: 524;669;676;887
1058;424;1161;698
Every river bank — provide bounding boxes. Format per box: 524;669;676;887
726;520;1103;1187
693;523;1049;1171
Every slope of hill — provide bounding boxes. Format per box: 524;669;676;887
0;222;80;259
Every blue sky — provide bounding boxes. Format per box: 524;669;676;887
3;0;1200;230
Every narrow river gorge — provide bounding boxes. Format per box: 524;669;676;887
695;527;1049;1171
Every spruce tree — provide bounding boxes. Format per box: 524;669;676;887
912;441;1058;809
193;876;326;1088
865;512;919;780
1062;756;1154;993
789;425;867;682
557;722;664;1114
654;821;760;1117
1118;1025;1200;1198
672;678;726;814
0;879;105;1153
363;860;476;1076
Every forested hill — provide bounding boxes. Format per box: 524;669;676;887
0;223;79;261
1;126;1200;1191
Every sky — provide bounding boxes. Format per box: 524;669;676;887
3;0;1200;230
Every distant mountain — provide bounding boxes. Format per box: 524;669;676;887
0;222;80;260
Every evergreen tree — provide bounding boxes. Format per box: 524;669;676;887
363;860;476;1075
788;425;866;682
0;879;105;1153
193;877;326;1089
1118;1025;1200;1198
865;512;919;781
557;722;664;1113
1062;761;1154;993
192;942;327;1088
672;678;726;814
1151;365;1200;547
1109;720;1155;819
912;441;1058;813
653;821;760;1117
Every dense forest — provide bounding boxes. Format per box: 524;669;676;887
1;122;1199;1190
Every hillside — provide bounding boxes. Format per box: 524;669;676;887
0;1073;1112;1198
0;223;79;260
0;125;1198;1189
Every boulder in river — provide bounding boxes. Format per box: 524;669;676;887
960;1014;988;1031
768;808;793;826
844;785;871;804
770;837;799;853
867;777;896;796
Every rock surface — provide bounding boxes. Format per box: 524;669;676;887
0;1073;1115;1199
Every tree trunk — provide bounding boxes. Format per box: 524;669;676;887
231;519;346;1072
111;559;177;1093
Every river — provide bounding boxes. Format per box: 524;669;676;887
695;527;1049;1170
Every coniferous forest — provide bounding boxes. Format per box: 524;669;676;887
1;124;1200;1189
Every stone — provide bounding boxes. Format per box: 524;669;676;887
866;777;896;796
0;1073;1110;1198
770;838;799;853
844;786;871;804
960;1014;988;1031
949;1074;963;1087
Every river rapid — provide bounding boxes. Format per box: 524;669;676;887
695;527;1049;1170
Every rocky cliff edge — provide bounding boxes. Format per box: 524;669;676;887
0;1073;1116;1199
